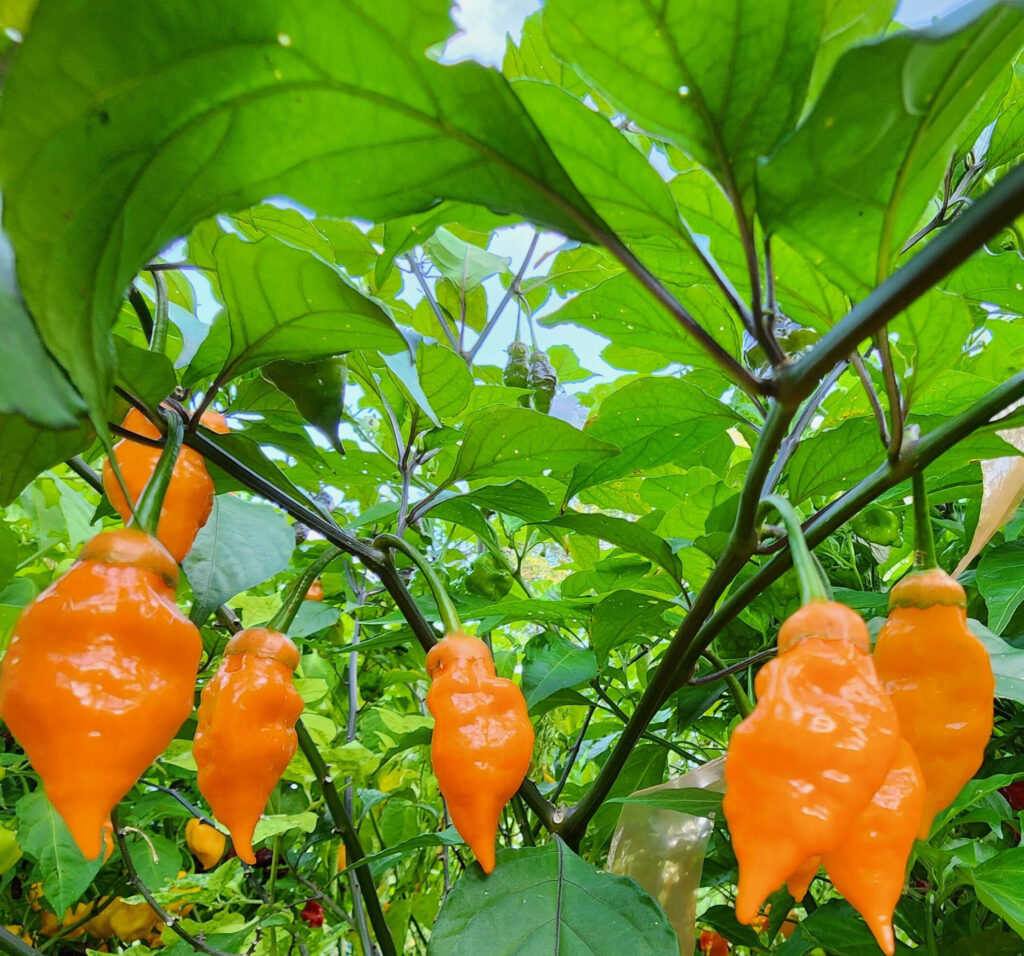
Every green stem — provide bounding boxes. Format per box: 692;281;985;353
268;547;343;632
150;270;169;354
702;648;753;718
924;893;939;956
296;721;397;956
760;494;826;604
373;533;461;635
129;408;184;538
0;926;37;956
268;835;281;956
912;471;937;570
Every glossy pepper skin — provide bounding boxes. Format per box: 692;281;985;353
873;568;994;838
185;818;226;870
426;633;534;874
724;602;900;924
193;627;304;864
102;407;229;562
0;529;202;858
821;738;926;955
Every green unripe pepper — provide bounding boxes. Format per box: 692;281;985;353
851;506;901;546
504;341;531;408
465;552;514;601
263;356;347;455
529;348;557;414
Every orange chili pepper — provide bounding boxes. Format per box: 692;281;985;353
821;738;925;955
102;407;228;562
873;567;993;838
699;928;730;955
426;633;534;873
0;529;202;858
184;818;226;870
193;628;304;863
724;601;900;924
307;579;324;601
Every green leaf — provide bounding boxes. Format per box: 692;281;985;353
0;414;91;506
429;839;678;956
202;234;404;386
760;4;1024;295
0;0;605;420
350;827;464;877
15;791;103;914
988;59;1024;169
0;218;86;429
446;407;617;484
541;276;742;378
978;541;1024;635
698;905;764;950
591;744;668;851
417;343;473;421
565;376;743;498
521;631;598;710
778;899;916;955
972;619;1024;702
544;0;821;210
430;481;555;524
974;847;1024;939
786;418;880;503
806;1;898;106
943;247;1024;315
113;337;177;408
423;228;511;291
125;831;182;891
590;589;677;661
183;495;294;625
611;788;723;819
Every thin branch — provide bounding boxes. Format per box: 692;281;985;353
65;456;102;492
406;254;460;351
689;648;775;685
144;261;213;272
296;721;395;956
111;809;235;956
128;286;154;341
467;232;539;364
849;349;890;447
549;705;596;804
780;161;1024;401
875;333;904;461
763;361;847;494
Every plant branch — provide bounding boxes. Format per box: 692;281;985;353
689;648;774;685
780;161;1024;401
296;722;395;956
701;648;753;718
406;254;460;352
850;348;890;447
467;232;539;364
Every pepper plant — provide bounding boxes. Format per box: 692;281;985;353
2;0;1024;954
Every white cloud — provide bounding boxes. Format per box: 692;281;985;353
445;0;541;67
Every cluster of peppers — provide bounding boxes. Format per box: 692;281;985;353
0;403;535;882
724;486;994;954
503;340;558;413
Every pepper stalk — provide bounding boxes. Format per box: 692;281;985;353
128;408;184;539
912;471;938;570
373;534;461;636
759;494;828;606
269;547;344;633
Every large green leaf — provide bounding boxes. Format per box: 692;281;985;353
977;541;1024;635
760;3;1024;295
544;0;821;210
183;494;294;624
429;840;678;956
974;847;1024;940
565;376;744;498
184;234;405;388
521;631;598;711
0;415;91;506
0;0;608;420
446;407;618;484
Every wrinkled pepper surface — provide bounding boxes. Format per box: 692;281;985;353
465;552;513;601
426;633;534;873
193;627;304;863
0;529;201;858
724;601;900;924
821;738;925;955
185;817;226;870
102;407;229;561
873;567;994;838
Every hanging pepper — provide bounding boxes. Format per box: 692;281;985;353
184;818;226;870
821;739;925;955
0;413;202;859
193;551;340;863
263;355;347;456
375;534;534;874
724;496;899;925
464;552;513;601
873;473;994;839
102;406;229;562
307;578;324;602
503;341;531;408
528;347;557;414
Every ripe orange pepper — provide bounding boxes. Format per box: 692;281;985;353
0;529;202;858
102;407;228;562
821;738;925;955
873;567;994;838
184;818;226;870
724;601;900;924
193;628;304;863
426;633;534;874
307;578;324;601
699;928;730;955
